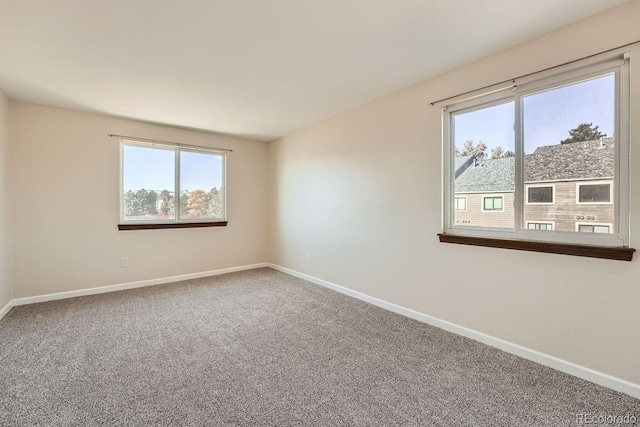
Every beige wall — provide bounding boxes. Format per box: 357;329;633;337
268;1;640;385
11;103;268;298
0;90;12;308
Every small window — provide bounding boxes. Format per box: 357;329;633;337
578;224;611;234
454;196;467;211
527;222;554;231
120;140;226;225
527;186;553;204
578;182;611;203
483;196;503;211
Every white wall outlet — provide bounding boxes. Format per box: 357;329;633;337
121;257;129;267
306;251;311;261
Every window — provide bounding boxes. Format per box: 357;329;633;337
578;182;612;203
527;185;553;204
120;140;226;228
482;196;503;211
443;53;630;251
526;222;554;231
578;224;611;233
454;196;467;211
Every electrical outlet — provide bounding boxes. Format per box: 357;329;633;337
121;257;129;267
306;251;311;261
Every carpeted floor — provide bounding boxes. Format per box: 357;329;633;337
0;268;638;426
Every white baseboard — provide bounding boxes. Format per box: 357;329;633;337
0;299;13;321
267;263;640;400
10;263;269;307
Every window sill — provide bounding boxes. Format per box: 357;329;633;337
438;233;635;261
119;221;228;231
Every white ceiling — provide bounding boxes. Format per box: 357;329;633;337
0;0;629;142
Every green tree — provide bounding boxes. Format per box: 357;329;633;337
123;190;135;216
207;187;222;218
159;190;174;215
145;191;158;215
560;123;606;144
180;190;189;216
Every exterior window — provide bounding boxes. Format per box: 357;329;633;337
526;222;554;231
454;196;467;211
483;196;503;211
578;182;611;203
527;186;553;204
444;54;629;248
578;224;611;233
120;140;226;224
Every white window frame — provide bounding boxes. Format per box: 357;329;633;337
525;221;555;231
442;53;629;247
119;139;227;224
525;183;555;205
481;195;504;212
576;222;613;234
454;196;467;211
576;180;613;205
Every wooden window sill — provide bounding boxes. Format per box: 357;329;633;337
119;221;228;231
438;233;635;261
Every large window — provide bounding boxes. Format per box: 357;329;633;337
527;185;554;204
443;54;629;249
577;182;612;204
120;140;226;228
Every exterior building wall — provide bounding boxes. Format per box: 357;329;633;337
453;192;514;229
523;180;614;233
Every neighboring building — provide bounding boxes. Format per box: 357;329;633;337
454;138;614;233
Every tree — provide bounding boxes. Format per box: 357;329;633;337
491;146;504;159
207;188;222;218
560;123;606;144
159;190;174;216
458;140;487;159
123;190;136;216
503;150;515;158
186;189;211;218
144;191;158;215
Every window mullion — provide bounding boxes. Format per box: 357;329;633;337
175;148;180;222
514;92;524;235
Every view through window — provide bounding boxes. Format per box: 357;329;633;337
121;141;226;223
451;72;617;236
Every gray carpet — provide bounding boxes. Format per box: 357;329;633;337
0;268;638;426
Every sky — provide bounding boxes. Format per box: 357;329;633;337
453;73;615;155
123;146;224;191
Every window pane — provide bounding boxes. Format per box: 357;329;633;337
494;197;502;210
528;186;553;203
579;184;610;203
122;144;175;221
522;73;615;234
179;151;225;220
453;101;514;228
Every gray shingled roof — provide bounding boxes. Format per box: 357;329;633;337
454;138;614;192
524;138;614;182
455;157;515;193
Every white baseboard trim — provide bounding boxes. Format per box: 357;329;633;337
10;263;270;307
267;263;640;400
0;299;13;321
